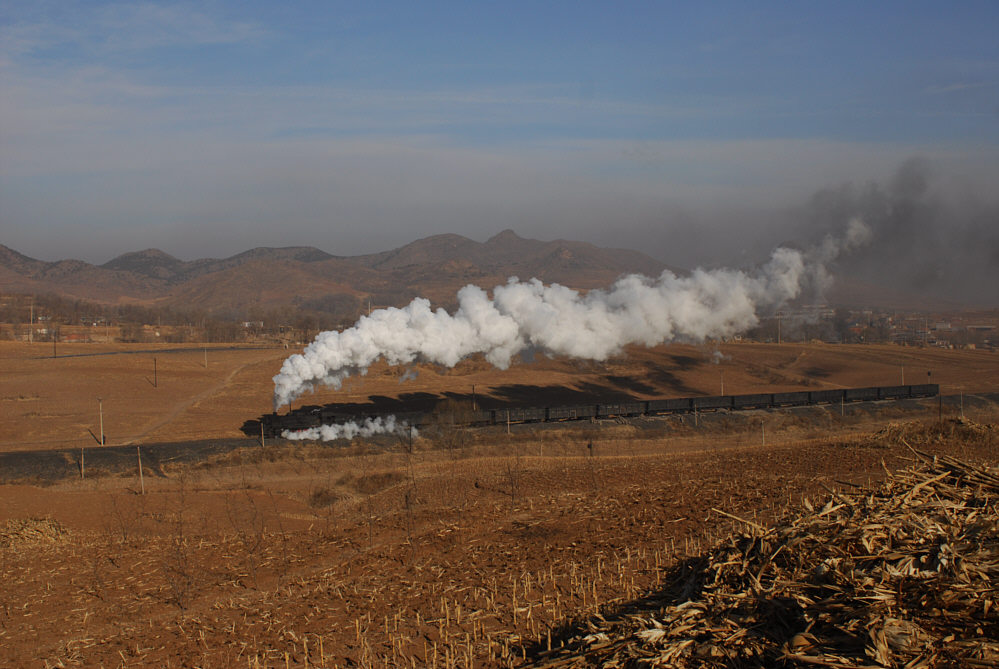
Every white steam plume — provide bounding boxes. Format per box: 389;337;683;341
282;415;412;441
273;221;869;409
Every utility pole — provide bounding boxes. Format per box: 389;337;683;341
137;446;145;495
29;299;33;344
720;371;724;396
929;371;940;422
98;397;105;445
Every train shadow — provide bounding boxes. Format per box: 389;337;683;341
485;381;637;407
645;364;700;395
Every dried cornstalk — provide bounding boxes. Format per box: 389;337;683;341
522;452;999;668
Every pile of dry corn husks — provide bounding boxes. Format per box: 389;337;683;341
0;517;68;548
527;449;998;668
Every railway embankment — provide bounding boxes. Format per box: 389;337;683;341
2;392;995;486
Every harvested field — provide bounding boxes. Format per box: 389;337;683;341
0;416;996;667
2;340;998;667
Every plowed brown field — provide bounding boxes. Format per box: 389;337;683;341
1;341;997;667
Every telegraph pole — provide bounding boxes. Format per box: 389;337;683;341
137;446;145;495
929;371;940;422
98;397;105;445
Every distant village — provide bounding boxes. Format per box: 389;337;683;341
747;306;998;351
1;293;995;351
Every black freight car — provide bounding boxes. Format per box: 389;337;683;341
547;405;598;421
844;386;880;402
878;385;909;400
731;393;773;409
648;397;693;414
597;402;647;417
809;389;844;405
772;391;810;406
693;395;733;411
497;407;547;423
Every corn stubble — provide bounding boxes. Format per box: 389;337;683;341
2;418;996;668
525;447;998;668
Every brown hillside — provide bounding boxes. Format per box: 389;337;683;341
0;233;674;313
164;258;377;312
2;233;964;314
358;229;668;286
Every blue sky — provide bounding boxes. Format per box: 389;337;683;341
1;1;997;267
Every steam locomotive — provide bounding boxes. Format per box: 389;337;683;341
260;383;938;438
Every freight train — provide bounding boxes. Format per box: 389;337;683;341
260;383;939;438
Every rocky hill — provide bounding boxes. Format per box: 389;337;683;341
0;231;673;314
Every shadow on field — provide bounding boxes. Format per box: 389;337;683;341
0;438;258;486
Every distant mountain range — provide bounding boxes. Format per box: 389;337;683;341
0;230;961;314
0;230;672;313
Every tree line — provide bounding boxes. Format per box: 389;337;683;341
0;292;381;344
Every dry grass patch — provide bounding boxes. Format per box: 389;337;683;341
0;517;69;548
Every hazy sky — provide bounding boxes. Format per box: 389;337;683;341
2;1;998;272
